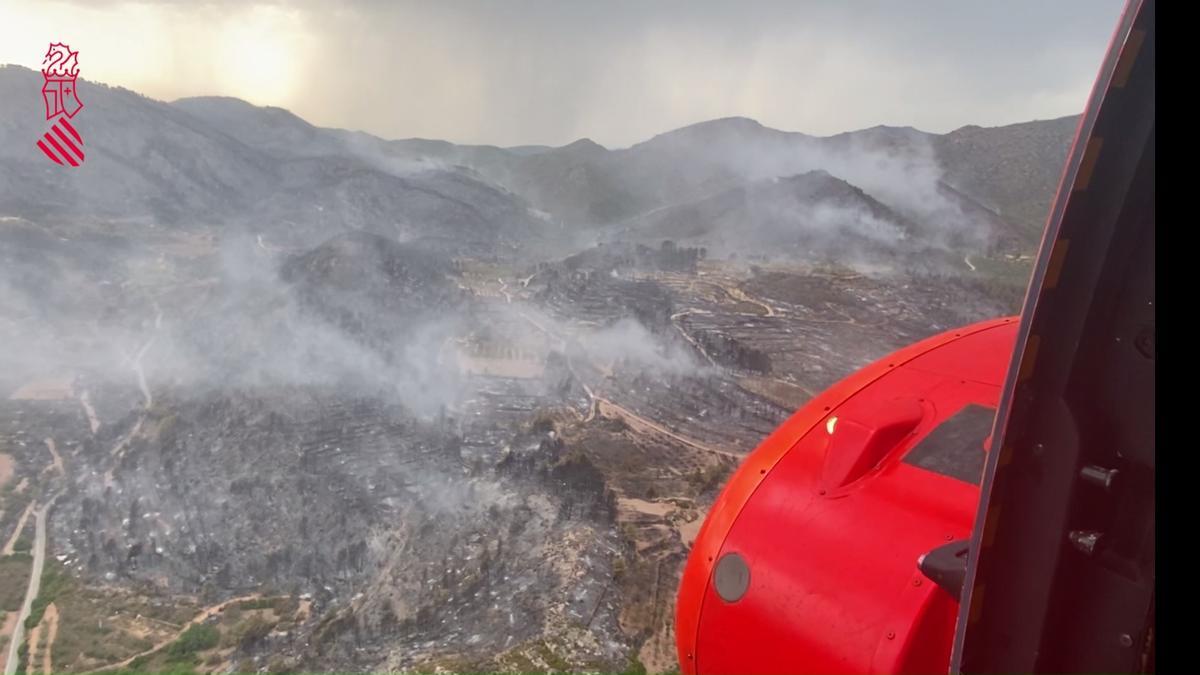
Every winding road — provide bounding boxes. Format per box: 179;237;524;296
132;336;155;409
78;390;100;434
594;398;738;461
515;307;738;459
4;496;56;675
668;310;718;367
112;306;162;458
724;285;777;317
1;503;33;556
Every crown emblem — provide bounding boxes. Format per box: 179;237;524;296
42;42;80;80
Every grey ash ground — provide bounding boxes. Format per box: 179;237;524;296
1;233;1015;674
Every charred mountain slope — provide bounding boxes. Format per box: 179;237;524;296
621;171;919;260
281;231;465;339
51;384;629;672
379;115;1077;250
0;66;550;255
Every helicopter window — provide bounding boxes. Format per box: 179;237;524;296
904;403;995;485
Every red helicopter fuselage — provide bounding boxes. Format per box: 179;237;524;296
676;318;1016;674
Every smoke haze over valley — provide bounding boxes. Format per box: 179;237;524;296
2;51;1080;673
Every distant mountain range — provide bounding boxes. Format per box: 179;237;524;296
1;64;1078;259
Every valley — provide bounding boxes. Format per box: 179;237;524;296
0;62;1064;674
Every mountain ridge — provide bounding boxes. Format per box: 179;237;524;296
2;64;1079;252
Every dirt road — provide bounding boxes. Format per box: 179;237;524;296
90;594;265;673
0;454;12;490
42;439;63;475
78;390;100;434
669;309;718;367
594;398;739;461
1;502;33;556
39;603;58;674
4;496;55;675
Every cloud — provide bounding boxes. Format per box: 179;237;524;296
0;0;1123;147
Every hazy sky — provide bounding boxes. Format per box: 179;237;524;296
0;0;1126;147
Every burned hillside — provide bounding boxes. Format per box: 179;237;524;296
0;69;1059;674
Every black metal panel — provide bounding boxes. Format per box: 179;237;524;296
904;404;993;485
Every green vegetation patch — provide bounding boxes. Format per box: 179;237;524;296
29;561;202;673
166;623;220;660
24;558;68;629
0;553;33;611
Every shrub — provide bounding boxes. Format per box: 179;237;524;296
166;623;219;660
